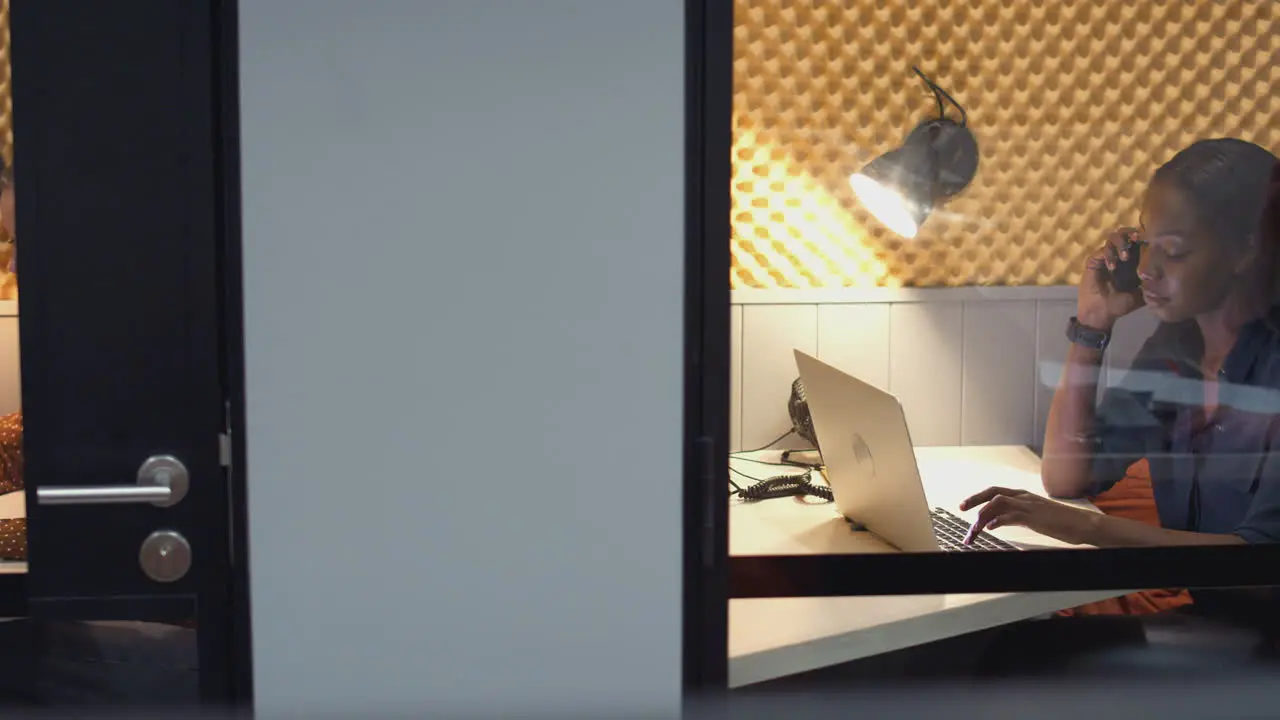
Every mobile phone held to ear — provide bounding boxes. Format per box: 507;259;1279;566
1107;234;1141;293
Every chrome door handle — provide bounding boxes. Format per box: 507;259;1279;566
37;455;189;507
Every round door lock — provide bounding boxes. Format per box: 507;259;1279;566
139;529;192;583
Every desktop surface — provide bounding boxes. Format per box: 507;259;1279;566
731;445;1095;556
727;444;1127;687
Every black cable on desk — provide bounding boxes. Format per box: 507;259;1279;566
728;428;829;501
728;465;832;503
730;429;796;455
730;429;821;472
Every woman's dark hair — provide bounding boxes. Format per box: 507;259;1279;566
1151;138;1278;248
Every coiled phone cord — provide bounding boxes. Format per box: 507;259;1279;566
728;429;830;502
730;467;833;502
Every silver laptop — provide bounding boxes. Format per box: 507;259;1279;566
793;349;1017;553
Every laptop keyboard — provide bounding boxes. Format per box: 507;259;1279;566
931;508;1018;552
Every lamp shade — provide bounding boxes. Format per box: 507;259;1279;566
850;118;979;239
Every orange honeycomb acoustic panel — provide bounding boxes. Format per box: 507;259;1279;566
732;0;1280;289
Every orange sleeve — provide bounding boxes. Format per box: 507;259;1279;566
1058;459;1192;616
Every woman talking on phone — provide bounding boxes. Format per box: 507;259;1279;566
963;138;1280;552
956;138;1280;678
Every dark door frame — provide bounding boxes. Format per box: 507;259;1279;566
212;0;254;706
683;0;733;699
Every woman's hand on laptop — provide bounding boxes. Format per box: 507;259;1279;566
959;487;1098;546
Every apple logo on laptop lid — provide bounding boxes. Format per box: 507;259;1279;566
850;432;876;484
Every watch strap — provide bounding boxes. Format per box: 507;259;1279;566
1066;316;1110;351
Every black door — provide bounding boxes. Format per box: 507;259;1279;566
7;0;249;705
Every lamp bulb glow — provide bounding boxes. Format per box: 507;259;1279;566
849;173;919;239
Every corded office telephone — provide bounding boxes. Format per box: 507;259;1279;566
729;377;831;502
782;377;823;468
787;377;818;447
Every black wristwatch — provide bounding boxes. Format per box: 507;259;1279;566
1066;316;1111;351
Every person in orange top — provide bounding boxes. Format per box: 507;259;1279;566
967;141;1280;676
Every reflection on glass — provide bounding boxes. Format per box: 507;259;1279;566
727;0;1280;696
0;155;23;573
731;586;1280;691
733;141;1280;556
0;619;198;706
0;156;22;573
1039;139;1280;549
0;160;14;300
0;410;22;564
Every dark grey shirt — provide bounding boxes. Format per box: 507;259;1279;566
1092;307;1280;543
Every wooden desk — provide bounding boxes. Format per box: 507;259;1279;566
728;445;1130;688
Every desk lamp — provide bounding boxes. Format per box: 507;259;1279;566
849;66;979;239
